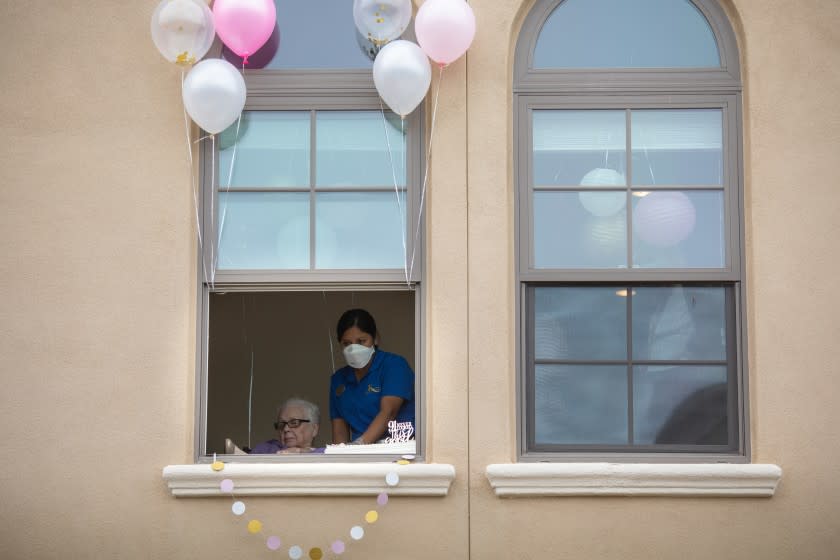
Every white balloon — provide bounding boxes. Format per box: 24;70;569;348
578;168;627;217
151;0;215;65
353;0;412;47
373;40;432;117
182;59;247;134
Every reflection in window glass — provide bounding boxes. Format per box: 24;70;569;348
316;112;406;187
633;365;728;445
534;192;627;268
315;192;406;269
631;190;725;268
533;110;626;186
632;286;726;361
631;110;722;186
534;0;720;68
219;112;310;188
217;192;309;269
535;365;628;444
534;287;626;360
222;0;375;69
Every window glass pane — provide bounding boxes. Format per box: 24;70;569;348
221;0;374;69
534;0;720;68
316;111;406;187
534;192;627;268
535;365;628;444
315;192;406;269
631;190;724;268
632;286;727;361
219;112;310;188
533;110;626;186
217;192;309;269
631;110;722;186
535;287;626;360
633;365;728;445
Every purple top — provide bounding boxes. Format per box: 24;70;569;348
249;439;284;454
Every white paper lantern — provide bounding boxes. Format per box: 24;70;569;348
578;168;626;217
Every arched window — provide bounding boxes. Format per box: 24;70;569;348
198;0;424;459
515;0;746;459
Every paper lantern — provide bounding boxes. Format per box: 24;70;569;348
633;191;697;247
578;168;626;217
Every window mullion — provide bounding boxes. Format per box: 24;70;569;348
309;109;317;271
626;285;634;445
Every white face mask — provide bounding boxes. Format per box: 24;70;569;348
343;344;375;369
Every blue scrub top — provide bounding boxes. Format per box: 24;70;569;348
329;349;415;441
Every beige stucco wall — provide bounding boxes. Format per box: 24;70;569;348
0;1;838;559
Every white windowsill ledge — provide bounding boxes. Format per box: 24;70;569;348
485;463;782;497
162;463;456;497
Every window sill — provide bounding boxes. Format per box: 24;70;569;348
485;463;782;497
162;463;456;497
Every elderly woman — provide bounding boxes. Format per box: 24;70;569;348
250;398;323;454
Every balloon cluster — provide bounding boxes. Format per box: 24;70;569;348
152;0;476;132
368;0;477;118
151;0;276;134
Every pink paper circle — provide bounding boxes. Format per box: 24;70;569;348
220;478;234;493
266;536;282;550
331;540;346;554
377;492;389;506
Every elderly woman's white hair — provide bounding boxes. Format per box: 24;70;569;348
277;397;320;425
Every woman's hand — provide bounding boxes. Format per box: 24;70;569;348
332;418;351;444
359;396;404;444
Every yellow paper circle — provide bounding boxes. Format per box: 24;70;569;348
247;519;263;534
365;510;379;524
211;461;224;471
309;547;324;560
396;459;410;465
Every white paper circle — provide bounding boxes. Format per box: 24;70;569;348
350;526;365;540
288;545;303;559
231;501;246;515
385;471;400;486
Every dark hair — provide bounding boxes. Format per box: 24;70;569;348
336;308;378;341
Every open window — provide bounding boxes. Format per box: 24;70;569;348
196;0;424;460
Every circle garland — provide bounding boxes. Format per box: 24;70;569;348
210;454;416;558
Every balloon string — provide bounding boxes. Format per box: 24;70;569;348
215;107;244;281
407;65;444;284
322;291;336;376
209;134;216;289
181;71;211;291
380;101;410;286
247;345;254;450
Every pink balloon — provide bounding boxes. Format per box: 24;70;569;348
213;0;276;64
415;0;476;67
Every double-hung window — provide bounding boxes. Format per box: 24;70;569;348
515;0;747;459
196;0;423;459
